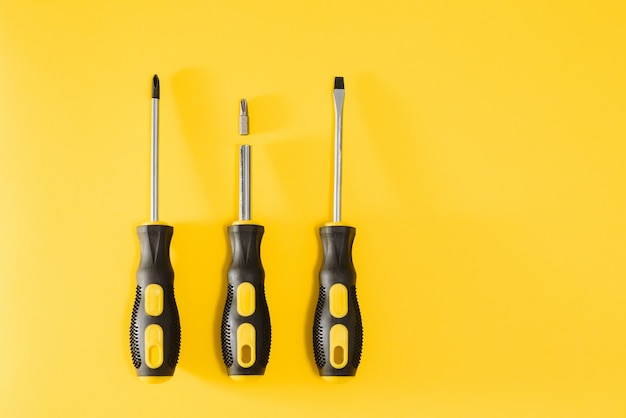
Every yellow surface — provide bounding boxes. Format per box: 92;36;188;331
1;1;626;417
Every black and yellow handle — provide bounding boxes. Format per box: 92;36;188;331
221;223;271;377
130;224;181;383
313;225;363;379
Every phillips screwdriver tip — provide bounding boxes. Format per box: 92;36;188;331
152;75;160;99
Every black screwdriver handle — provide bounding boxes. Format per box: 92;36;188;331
313;225;363;377
221;224;271;376
130;224;181;383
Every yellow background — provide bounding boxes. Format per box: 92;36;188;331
1;1;625;417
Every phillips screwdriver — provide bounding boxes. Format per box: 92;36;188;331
313;76;363;380
221;144;271;378
129;74;181;383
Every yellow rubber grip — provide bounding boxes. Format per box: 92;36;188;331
329;324;349;369
144;284;164;316
236;282;256;317
329;283;348;318
144;324;164;369
237;323;256;368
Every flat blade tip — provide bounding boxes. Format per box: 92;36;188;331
334;76;344;90
152;74;160;99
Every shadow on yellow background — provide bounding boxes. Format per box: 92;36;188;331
1;1;626;417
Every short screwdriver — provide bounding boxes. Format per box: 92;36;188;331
129;74;181;383
221;144;271;378
313;77;363;379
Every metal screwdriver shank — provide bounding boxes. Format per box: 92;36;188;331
239;144;251;221
151;75;160;222
333;77;345;223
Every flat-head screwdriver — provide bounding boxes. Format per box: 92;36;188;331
129;75;181;383
221;144;271;378
313;77;363;379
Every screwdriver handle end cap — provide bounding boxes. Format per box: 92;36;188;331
321;376;353;383
324;221;350;227
138;376;172;384
229;375;264;382
140;221;170;227
231;220;255;226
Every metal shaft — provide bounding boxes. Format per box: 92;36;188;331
239;145;251;221
333;82;345;223
333;113;343;223
151;97;159;222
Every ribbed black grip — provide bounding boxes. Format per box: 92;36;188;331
221;224;271;376
313;225;362;377
130;224;181;380
130;285;142;369
220;284;235;367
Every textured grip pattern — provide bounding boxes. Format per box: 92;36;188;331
259;285;272;368
130;285;142;369
220;284;235;367
350;285;363;368
314;225;363;377
221;224;271;376
166;285;181;368
313;285;327;368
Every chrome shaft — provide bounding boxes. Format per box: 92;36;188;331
239;145;251;221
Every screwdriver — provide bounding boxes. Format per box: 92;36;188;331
313;76;363;380
221;144;271;378
129;74;181;383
